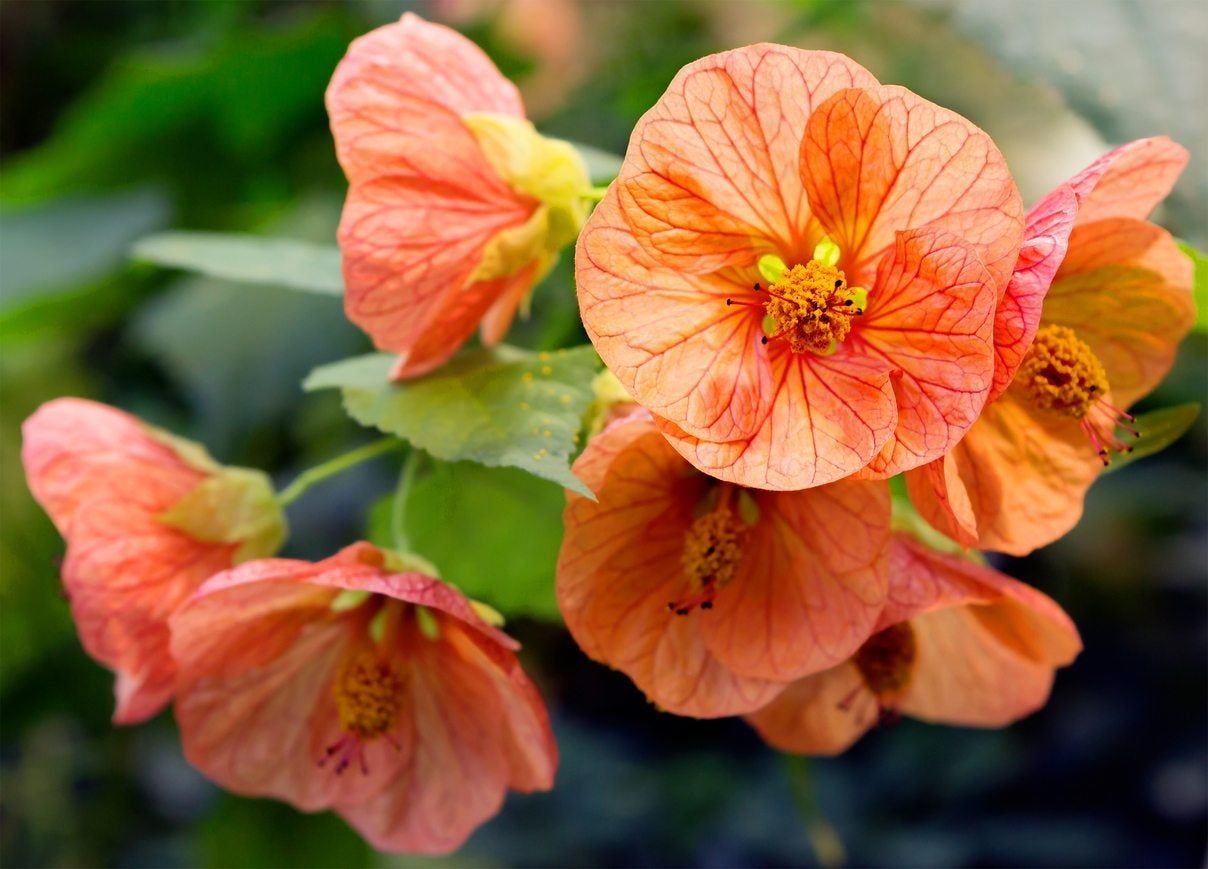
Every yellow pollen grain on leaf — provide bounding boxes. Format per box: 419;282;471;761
854;622;917;697
541;365;553;376
1015;324;1108;418
334;649;404;740
681;507;746;592
523;372;534;384
765;259;860;354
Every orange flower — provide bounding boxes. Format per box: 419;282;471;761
169;542;556;855
577;44;1023;489
21;399;285;723
906;137;1195;555
556;410;892;717
745;534;1081;755
328;13;592;379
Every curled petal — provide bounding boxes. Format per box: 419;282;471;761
617;44;878;271
1068;136;1189;227
744;663;871;756
855;229;998;477
800;85;1023;290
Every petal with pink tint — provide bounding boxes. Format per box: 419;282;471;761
1068;136;1189;227
1043;218;1195;407
699;480;891;681
744;663;871;756
800;85;1023;290
617;45;878;272
556;414;784;716
854;229;998;477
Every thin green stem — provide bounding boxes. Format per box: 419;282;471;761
584;184;612;201
784;755;846;868
277;437;400;508
390;448;424;552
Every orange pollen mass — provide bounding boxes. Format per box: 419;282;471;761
853;622;917;698
668;506;746;616
334;648;404;740
764;260;859;354
1016;325;1108;419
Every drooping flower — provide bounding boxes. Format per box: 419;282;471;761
21;398;286;723
576;44;1024;490
906;137;1195;555
328;12;592;379
169;542;556;855
745;534;1081;755
556;410;892;717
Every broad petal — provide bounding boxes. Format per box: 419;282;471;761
700;480;891;681
801;85;1023;290
22;398;203;537
64;490;236;723
743;663;872;756
342;622;555;854
885;536;1081;726
654;349;897;490
1044;218;1195;407
1068;136;1189;227
903;447;986;551
855;229;997;477
617;45;877;271
556;415;783;716
989;184;1079;402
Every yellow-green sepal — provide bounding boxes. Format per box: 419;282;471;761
158;467;287;562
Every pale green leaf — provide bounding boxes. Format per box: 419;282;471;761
305;345;600;495
132;231;343;294
1103;402;1200;473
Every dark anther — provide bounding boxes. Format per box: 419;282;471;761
753;282;762;291
760;336;769;345
700;601;713;610
705;546;715;556
844;299;853;306
1089;385;1097;391
834;279;843;288
726;298;733;306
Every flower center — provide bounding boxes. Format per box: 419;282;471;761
853;622;917;698
667;493;748;616
1015;325;1138;464
334;648;405;740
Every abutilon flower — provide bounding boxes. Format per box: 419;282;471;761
169;542;556;855
556;410;892;717
745;534;1081;755
328;12;592;379
577;44;1024;490
21;398;285;723
906;137;1196;555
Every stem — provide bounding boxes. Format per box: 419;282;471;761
784;755;846;868
584;185;611;201
277;438;400;508
390;449;424;552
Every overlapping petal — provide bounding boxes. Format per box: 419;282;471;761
1068;136;1190;227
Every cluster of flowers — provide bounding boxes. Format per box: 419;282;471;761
20;13;1194;855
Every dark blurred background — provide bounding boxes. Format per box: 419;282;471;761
1;1;1205;866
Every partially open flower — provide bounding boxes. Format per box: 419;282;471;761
906;137;1195;555
170;542;555;855
557;411;892;717
328;13;592;379
745;534;1081;755
21;398;285;723
577;44;1023;489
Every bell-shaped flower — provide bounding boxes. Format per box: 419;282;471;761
577;44;1024;489
328;13;592;379
906;137;1195;554
21;398;285;722
169;542;556;854
745;534;1081;755
556;410;892;717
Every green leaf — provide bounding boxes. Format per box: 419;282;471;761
1177;241;1207;333
570;141;624;185
1103;402;1200;473
367;461;566;621
305;345;601;495
132;231;343;294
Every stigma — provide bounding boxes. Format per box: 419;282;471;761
668;490;748;616
1015;325;1138;464
321;647;405;775
725;242;866;355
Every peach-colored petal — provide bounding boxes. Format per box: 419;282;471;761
1043;218;1195;407
743;663;871;756
699;480;891;681
556;415;783;716
989;184;1079;403
479;260;542;347
855;229;998;477
22;398;203;537
1068;136;1189;227
617;45;878;271
800;85;1023;291
903;445;986;551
